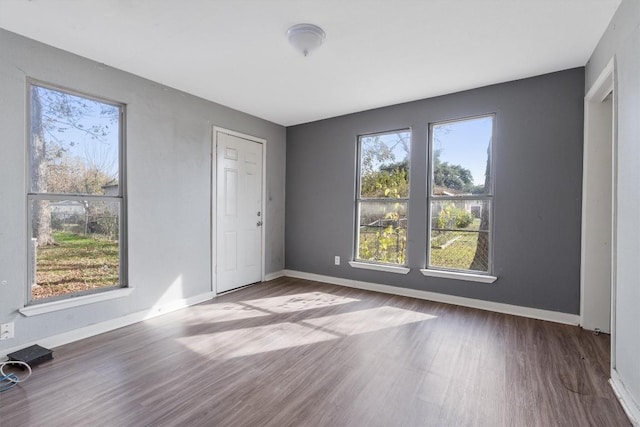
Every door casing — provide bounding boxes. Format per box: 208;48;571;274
580;58;616;337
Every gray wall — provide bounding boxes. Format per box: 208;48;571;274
587;0;640;415
286;68;584;314
0;28;285;352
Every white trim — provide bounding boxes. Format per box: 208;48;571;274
610;69;619;371
18;288;134;317
283;269;579;325
611;369;640;426
348;261;410;274
212;126;267;294
265;270;285;281
210;128;216;295
3;291;214;359
586;58;615;102
420;268;497;283
581;57;615;334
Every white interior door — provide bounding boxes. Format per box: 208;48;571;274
216;131;263;293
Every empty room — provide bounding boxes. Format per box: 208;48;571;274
1;1;639;426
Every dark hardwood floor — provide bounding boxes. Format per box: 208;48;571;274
0;277;631;426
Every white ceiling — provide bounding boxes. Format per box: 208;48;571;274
0;0;620;126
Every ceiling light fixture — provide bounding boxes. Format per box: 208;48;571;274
286;23;326;57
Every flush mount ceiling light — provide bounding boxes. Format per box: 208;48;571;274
286;23;326;57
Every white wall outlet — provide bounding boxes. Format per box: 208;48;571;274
0;322;14;340
334;256;340;265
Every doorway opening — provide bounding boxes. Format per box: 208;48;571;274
580;59;615;337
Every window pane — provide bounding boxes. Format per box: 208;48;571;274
429;199;490;272
30;199;120;300
359;131;410;198
357;200;407;265
29;85;120;195
431;116;492;196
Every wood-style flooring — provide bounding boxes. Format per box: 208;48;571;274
0;277;631;426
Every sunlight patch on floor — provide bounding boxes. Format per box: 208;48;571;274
242;292;360;313
183;302;270;323
303;306;437;336
177;322;339;359
178;302;437;360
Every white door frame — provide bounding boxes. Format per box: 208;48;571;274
211;126;266;295
580;58;616;337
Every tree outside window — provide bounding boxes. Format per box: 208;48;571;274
429;115;494;274
27;82;125;301
355;130;411;265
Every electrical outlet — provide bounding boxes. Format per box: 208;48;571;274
0;322;14;340
334;256;340;265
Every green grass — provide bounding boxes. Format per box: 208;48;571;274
430;231;485;271
34;231;119;300
358;228;406;265
428;217;486;270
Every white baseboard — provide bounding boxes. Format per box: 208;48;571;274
1;291;215;359
283;269;580;325
265;270;285;281
611;369;640;426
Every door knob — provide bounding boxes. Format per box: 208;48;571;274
257;221;263;226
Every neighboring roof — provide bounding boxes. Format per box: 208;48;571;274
432;186;471;196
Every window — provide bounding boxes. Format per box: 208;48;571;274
355;130;411;265
428;115;494;274
27;82;125;302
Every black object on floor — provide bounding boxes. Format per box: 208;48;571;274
7;344;53;368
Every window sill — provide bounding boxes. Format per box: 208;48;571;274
19;287;133;317
420;269;497;283
349;261;410;274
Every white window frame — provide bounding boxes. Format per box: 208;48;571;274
353;129;411;272
26;80;127;305
424;114;497;282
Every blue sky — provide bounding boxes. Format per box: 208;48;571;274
362;117;492;187
432;116;493;186
39;86;120;178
